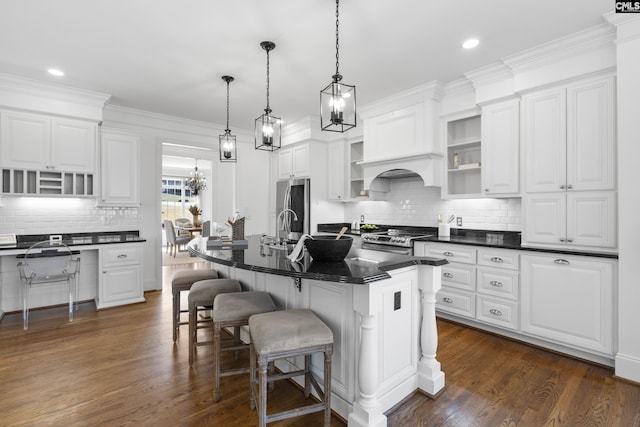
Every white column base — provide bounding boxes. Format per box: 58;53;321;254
418;357;446;396
348;404;387;427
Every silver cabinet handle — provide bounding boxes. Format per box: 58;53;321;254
567;184;573;189
443;251;454;257
490;257;503;263
442;297;454;304
567;238;574;243
489;309;503;316
560;184;565;189
554;259;570;265
443;272;454;278
102;270;107;274
559;238;566;242
490;280;503;287
485;188;489;192
117;254;128;259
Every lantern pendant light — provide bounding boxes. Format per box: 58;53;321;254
255;41;281;151
320;0;356;132
219;75;237;162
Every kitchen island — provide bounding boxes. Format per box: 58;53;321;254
188;235;447;427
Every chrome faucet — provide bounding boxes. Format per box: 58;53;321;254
276;209;298;244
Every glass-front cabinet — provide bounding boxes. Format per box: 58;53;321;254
443;112;481;197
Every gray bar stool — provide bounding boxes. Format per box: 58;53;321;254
188;278;242;366
212;291;278;402
171;269;219;342
249;309;334;427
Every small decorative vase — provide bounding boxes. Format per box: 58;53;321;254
192;214;202;227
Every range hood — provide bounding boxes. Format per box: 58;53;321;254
360;153;443;192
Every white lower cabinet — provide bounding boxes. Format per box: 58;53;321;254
97;243;144;309
521;253;615;356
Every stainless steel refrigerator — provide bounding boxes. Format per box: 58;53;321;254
275;178;310;242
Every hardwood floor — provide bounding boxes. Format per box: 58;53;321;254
1;262;638;426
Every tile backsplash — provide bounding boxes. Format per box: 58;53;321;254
0;197;139;235
344;177;522;231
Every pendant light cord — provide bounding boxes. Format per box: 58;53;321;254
265;47;271;113
335;0;340;78
225;79;230;132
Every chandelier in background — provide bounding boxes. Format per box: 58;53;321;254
188;160;207;196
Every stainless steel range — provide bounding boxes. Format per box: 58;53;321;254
361;229;434;255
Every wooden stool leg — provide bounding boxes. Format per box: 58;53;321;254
249;343;257;410
324;348;333;427
172;290;180;343
213;322;222;402
258;356;268;427
304;354;311;398
188;305;196;366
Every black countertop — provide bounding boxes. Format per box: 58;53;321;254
317;223;618;259
187;235;447;285
0;231;145;251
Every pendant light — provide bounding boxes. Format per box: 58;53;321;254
320;0;356;132
219;75;237;162
255;41;281;151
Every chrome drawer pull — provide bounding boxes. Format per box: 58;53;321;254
490;256;503;263
443;251;454;257
490;280;503;287
554;259;570;265
489;309;503;316
442;297;454;304
117;254;128;259
443;272;454;278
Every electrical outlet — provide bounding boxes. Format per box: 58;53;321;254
456;217;463;227
360;214;365;222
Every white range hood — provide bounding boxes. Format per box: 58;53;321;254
360;153;443;192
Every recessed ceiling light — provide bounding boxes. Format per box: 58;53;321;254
462;39;479;49
47;68;65;77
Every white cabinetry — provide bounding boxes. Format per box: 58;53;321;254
0;110;96;173
99;128;140;206
522;75;616;250
277;143;310;179
348;140;364;199
443;112;482;197
481;99;520;196
521;253;615;356
327;140;346;201
97;243;144;309
363;104;427;161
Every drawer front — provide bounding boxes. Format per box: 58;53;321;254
426;244;476;265
436;287;475;318
477;248;519;270
442;263;476;291
102;244;141;267
477;267;519;300
476;295;519;330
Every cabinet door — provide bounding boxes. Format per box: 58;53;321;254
566;77;616;191
51;118;96;173
291;143;310;177
0;111;50;169
523;193;566;246
100;265;142;307
100;129;140;206
521;254;614;355
481;99;519;195
522;88;566;193
363;104;424;161
277;147;293;179
327;140;345;200
567;191;616;249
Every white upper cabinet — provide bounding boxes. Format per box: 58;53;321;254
443;111;482;197
363;104;426;161
481;99;520;196
99;128;140;206
277;143;310;179
0;110;96;173
327;140;346;201
523;75;615;193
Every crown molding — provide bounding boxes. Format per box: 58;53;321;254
358;80;444;119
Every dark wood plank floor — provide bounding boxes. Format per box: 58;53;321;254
1;262;639;426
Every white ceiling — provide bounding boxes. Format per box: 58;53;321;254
0;1;612;131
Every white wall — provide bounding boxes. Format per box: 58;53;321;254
344;177;521;231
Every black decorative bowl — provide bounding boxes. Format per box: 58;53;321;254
305;235;353;262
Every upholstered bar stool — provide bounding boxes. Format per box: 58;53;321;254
171;269;219;342
212;291;278;402
249;309;334;427
188;278;242;366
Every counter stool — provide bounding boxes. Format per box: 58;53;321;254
249;309;333;427
188;278;242;366
212;291;278;402
171;269;219;342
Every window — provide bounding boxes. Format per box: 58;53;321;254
161;176;195;222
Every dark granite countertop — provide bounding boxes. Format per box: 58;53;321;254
317;223;618;259
187;235;447;285
0;231;145;251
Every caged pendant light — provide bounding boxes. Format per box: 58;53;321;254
255;41;282;151
219;75;237;162
320;0;356;132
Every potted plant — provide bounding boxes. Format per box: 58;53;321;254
188;205;203;227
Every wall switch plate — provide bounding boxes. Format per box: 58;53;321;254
394;291;401;311
49;235;62;244
456;217;463;226
360;215;365;222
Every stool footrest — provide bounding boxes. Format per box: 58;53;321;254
220;367;250;377
267;403;326;424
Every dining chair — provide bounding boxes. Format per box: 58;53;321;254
164;220;191;257
201;220;211;237
174;217;193;237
